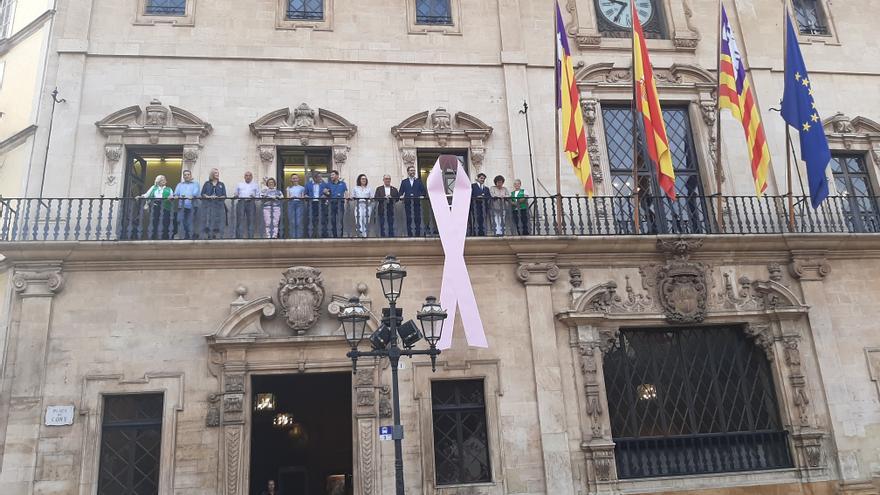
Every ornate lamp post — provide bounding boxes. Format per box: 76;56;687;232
338;255;446;495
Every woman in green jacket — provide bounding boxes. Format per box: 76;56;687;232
510;179;529;235
140;175;174;239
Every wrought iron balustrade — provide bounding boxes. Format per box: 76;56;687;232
614;430;793;478
0;195;878;242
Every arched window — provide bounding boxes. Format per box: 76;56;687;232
603;325;793;478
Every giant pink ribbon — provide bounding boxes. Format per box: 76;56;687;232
427;155;488;349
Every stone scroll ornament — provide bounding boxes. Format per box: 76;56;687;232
427;155;488;349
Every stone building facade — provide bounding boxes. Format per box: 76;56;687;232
1;0;880;494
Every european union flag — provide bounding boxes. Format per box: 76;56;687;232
781;14;831;208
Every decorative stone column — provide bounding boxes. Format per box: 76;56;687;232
353;367;380;495
516;256;576;495
0;265;64;492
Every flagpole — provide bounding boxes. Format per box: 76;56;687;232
714;0;725;232
630;1;641;235
554;4;563;234
783;2;795;231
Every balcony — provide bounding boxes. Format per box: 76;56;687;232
0;195;878;242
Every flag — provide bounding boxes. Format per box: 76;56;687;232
632;1;675;199
781;13;831;208
719;6;770;195
555;2;594;196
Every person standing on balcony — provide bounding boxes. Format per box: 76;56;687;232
201;168;227;239
374;174;399;237
285;173;305;238
139;175;173;240
470;173;491;236
510;179;529;235
489;175;509;236
173;169;200;240
234;171;260;238
352;174;373;237
261;177;284;238
306;170;329;237
399;165;426;236
326;170;348;238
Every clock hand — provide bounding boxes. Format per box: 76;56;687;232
614;3;627;22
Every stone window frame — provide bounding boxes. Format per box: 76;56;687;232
406;0;462;36
78;372;185;494
790;0;840;45
95;99;213;197
574;62;718;196
391;107;493;176
558;254;829;491
568;0;699;51
275;0;333;31
249;103;357;183
134;0;195;26
822;113;880;197
0;0;15;39
412;359;504;495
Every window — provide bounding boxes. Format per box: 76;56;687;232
602;105;708;234
594;0;666;39
286;0;323;20
603;326;793;478
831;154;879;232
144;0;186;16
416;0;452;25
432;379;491;485
416;149;468;196
123;147;184;198
97;394;163;494
0;0;15;39
278;147;332;187
792;0;829;36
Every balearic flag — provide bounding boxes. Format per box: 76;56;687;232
631;1;675;199
555;2;594;196
719;6;770;195
781;13;831;208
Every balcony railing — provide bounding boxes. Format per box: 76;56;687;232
1;195;878;242
614;430;793;479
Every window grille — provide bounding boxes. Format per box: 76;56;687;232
602;105;708;234
792;0;829;36
0;0;15;39
603;326;793;478
416;0;452;25
831;154;880;232
287;0;324;20
144;0;186;16
432;379;491;485
97;394;164;494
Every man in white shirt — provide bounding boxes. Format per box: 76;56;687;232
234;171;261;238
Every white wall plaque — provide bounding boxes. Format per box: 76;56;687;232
45;405;75;426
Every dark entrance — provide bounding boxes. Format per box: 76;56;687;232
250;373;353;495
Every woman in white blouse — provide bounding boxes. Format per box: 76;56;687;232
352;174;374;237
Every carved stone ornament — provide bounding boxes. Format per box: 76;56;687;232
206;394;221;427
580;99;604;183
392;109;493;171
145;98;169;126
276;267;326;333
789;255;831;281
378;387;392;418
250;104;356;170
104;144;123;162
822;113;880;150
575;62;714;87
12;267;65;297
569;267;583;288
579;344;604;439
648;239;709;323
516;261;560;286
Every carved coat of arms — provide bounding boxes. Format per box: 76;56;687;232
647;239;710;324
277;267;325;333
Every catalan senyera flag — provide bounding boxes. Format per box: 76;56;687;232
632;2;675;199
555;2;593;196
719;6;770;195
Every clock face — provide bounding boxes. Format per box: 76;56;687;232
596;0;654;29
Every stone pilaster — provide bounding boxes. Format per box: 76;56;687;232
0;265;64;493
516;255;575;495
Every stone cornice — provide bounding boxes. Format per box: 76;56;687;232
0;125;38;153
0;10;54;57
1;235;880;271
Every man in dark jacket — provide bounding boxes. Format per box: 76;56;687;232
470;172;491;236
398;165;426;236
374;174;399;237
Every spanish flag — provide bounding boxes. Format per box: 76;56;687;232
632;2;675;199
555;2;593;196
719;6;770;195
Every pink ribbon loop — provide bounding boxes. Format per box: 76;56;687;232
427;156;488;349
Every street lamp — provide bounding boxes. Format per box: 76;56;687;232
338;255;446;495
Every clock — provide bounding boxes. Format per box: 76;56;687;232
596;0;654;29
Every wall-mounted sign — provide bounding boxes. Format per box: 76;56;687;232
45;406;75;426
